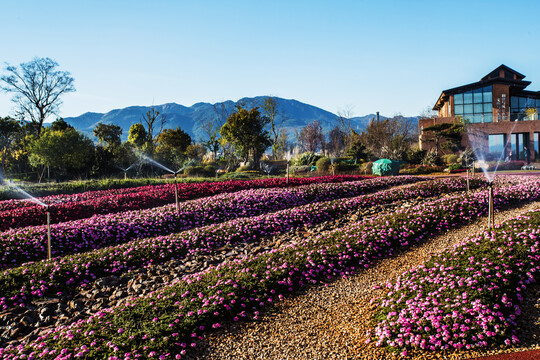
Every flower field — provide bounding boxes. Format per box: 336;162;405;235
0;177;419;268
0;176;415;269
1;176;539;359
370;197;540;353
0;177;482;309
0;175;370;231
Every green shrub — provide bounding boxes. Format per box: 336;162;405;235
406;147;426;165
316;157;331;172
236;165;252;172
203;165;217;175
360;162;373;174
290;165;311;174
219;172;250;180
335;162;358;172
421;150;442;166
292;152;321;166
400;165;445;175
184;166;216;177
448;163;462;171
441;154;459;165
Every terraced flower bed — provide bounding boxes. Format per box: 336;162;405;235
2;177;538;359
0;177;481;309
370;204;540;353
0;177;415;269
0;175;370;230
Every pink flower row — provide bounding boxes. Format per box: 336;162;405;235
0;175;370;230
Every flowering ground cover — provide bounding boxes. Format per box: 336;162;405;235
0;175;370;230
2;177;538;359
369;206;540;354
0;176;416;269
0;177;482;309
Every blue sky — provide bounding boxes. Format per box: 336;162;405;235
1;0;539;119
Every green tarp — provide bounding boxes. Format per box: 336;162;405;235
372;159;401;176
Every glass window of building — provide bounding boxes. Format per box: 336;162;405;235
488;134;506;157
473;88;483;103
510;96;540;121
511;97;519;109
535;132;540;159
453;86;492;123
483;87;492;102
511;133;530;160
464;91;473;104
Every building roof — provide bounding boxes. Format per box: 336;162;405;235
432;65;532;111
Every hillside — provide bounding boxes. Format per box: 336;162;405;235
63;96;418;142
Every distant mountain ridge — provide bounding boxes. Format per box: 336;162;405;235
63;96;418;142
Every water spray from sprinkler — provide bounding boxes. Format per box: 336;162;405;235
173;169;181;213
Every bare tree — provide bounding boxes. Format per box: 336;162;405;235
141;106;167;155
199;102;230;161
360;114;416;160
261;96;287;160
0;57;75;137
336;105;354;151
298;120;324;153
275;128;290;159
327;125;346;156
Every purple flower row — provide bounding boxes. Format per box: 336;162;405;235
0;177;477;309
0;177;417;269
0;175;371;230
3;177;538;359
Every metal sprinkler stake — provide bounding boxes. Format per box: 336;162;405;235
46;205;52;260
466;168;470;193
174;171;179;213
488;181;495;229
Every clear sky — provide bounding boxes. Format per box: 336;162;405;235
1;0;539;120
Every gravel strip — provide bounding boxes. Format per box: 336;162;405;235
194;201;540;360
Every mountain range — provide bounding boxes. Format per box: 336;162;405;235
63;96;418;142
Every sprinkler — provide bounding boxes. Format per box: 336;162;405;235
466;168;470;194
174;170;180;213
488;181;495;229
46;205;52;260
287;159;289;184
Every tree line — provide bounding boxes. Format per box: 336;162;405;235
1;57;444;182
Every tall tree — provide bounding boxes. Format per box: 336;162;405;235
0;116;21;180
50;118;73;132
28;127;94;180
261;96;286;160
423;121;465;156
93;123;123;148
155;127;192;168
298;120;324;153
0;57;75;137
128;123;148;149
220;107;271;168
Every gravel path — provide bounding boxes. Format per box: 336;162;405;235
194;200;540;360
